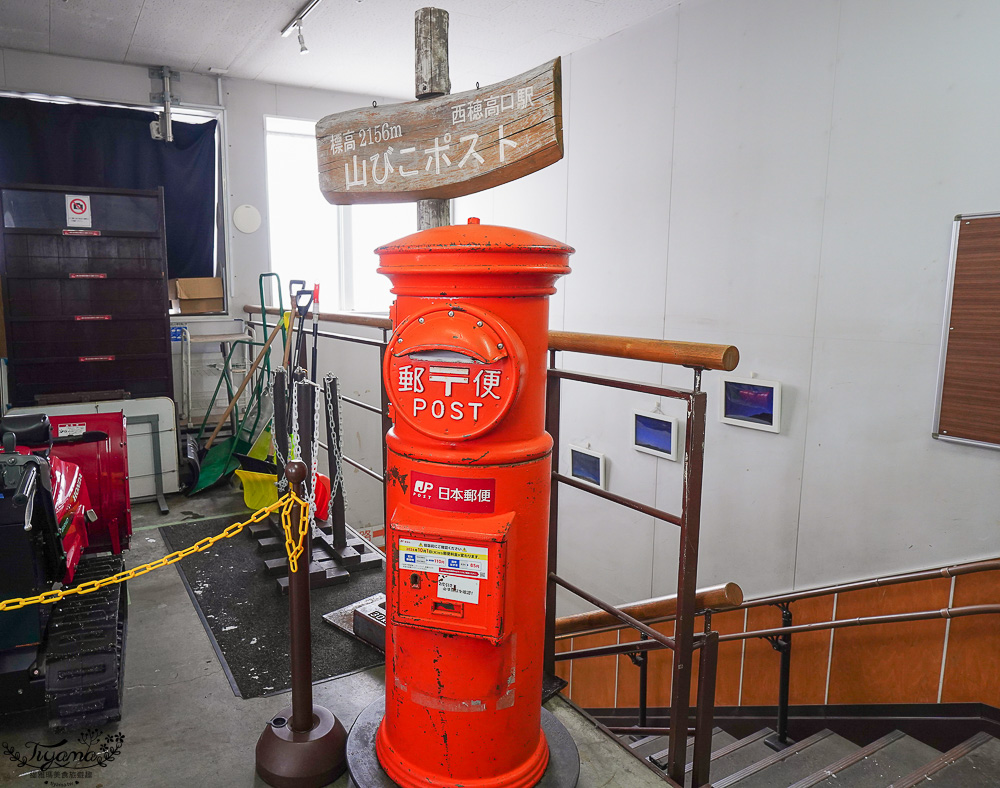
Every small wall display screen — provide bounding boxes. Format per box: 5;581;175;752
570;448;603;487
636;414;672;454
724;381;775;426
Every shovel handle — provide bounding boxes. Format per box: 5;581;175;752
205;320;284;450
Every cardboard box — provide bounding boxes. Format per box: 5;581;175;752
168;277;224;314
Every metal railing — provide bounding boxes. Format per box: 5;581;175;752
245;304;392;522
555;557;1000;754
245;303;741;787
543;344;738;788
726;558;1000;747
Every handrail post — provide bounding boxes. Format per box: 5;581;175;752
286;459;314;733
666;383;707;784
777;603;792;745
543;349;560;678
255;451;348;786
764;602;793;751
291;376;315;732
691;630;719;788
636;633;649;728
379;330;391;534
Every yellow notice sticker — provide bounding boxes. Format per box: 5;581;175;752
398;538;488;579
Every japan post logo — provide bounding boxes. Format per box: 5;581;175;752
413;480;434;499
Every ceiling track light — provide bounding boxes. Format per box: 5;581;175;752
280;0;325;38
296;22;309;55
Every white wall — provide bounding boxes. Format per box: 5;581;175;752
460;0;1000;614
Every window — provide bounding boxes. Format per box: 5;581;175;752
265;117;416;313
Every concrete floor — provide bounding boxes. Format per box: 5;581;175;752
0;486;666;787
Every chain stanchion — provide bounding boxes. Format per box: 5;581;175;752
255;461;348;786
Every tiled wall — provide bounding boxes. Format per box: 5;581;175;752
555;568;1000;711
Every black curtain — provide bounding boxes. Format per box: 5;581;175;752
0;96;217;278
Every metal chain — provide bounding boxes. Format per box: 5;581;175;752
0;493;306;612
323;373;348;521
268;369;290;496
290;370;301;464
289;367;321;533
308;376;320;531
336;379;349;510
274;367;295;497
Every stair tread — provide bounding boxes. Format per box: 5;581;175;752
645;728;736;770
706;729;779;783
686;728;737;762
716;731;858;788
629;735;670;758
897;734;1000;787
802;732;941;788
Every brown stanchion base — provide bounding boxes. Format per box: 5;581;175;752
256;704;348;788
345;697;580;788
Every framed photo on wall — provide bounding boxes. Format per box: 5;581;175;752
568;445;607;489
719;376;781;433
632;410;680;461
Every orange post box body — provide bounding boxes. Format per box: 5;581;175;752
376;220;572;788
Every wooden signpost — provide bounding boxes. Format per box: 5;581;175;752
315;57;563;205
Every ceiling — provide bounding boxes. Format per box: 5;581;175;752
0;0;679;99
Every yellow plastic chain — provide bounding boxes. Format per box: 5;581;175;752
0;491;310;613
281;492;312;573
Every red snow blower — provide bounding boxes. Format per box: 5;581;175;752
0;411;131;729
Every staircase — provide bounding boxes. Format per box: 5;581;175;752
619;727;1000;786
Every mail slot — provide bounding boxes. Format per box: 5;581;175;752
374;218;574;788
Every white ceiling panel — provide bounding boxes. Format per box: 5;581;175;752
0;0;679;96
123;45;200;72
49;0;143;62
509;29;598;68
545;0;681;40
0;0;49;52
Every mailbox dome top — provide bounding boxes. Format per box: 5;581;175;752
376;218;575;258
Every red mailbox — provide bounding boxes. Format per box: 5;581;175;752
374;218;573;787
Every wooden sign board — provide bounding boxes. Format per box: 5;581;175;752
316;58;562;205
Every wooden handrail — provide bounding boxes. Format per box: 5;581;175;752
548;330;739;371
554;558;1000;643
244;304;739;371
737;557;1000;611
720;603;1000;643
556;603;1000;663
246;304;392;330
554;582;743;638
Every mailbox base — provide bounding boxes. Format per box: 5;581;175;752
345;697;580;788
255;704;348;788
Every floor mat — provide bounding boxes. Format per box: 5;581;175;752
160;515;385;699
